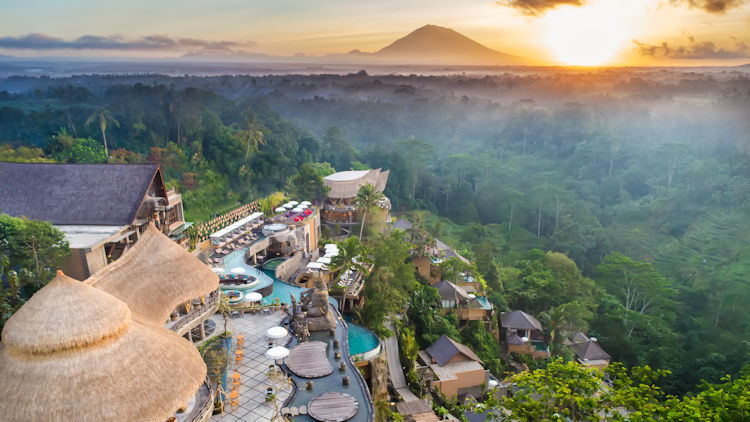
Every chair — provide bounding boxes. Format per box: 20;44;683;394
231;372;241;388
235;349;243;364
236;334;244;348
229;389;239;409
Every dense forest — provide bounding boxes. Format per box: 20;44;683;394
1;69;749;402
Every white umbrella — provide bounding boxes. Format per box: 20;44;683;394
275;207;286;213
265;346;290;360
230;267;246;274
245;292;263;302
283;203;294;209
298;203;308;209
300;201;311;206
317;257;332;264
292;207;304;213
212;267;224;274
266;326;288;339
324;252;338;258
288;201;299;206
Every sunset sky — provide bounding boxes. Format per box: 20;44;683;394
1;0;749;66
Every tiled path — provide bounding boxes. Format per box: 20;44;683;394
211;310;292;422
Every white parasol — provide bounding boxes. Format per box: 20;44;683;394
230;267;246;274
265;346;290;360
245;292;263;302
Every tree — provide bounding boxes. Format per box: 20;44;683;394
85;109;119;157
355;183;384;240
330;236;371;287
238;108;265;159
285;163;330;202
0;215;70;295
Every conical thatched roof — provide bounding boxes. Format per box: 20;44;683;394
0;271;207;422
89;223;219;324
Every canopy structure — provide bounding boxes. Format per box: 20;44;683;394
230;267;246;274
283;203;294;209
245;292;263;303
0;271;206;422
292;207;304;213
300;201;311;206
266;326;288;339
265;346;290;360
208;212;263;241
274;207;286;213
288;201;299;206
307;262;326;270
316;257;332;264
88;224;218;325
298;203;308;209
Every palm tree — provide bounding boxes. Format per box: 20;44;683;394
238;109;265;159
355;183;384;241
85;109;119;158
330;237;371;310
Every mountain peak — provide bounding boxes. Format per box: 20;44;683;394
375;24;529;65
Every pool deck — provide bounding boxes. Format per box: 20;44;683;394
211;310;292;422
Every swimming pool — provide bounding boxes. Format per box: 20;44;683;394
260;269;304;306
220;249;273;292
343;314;380;356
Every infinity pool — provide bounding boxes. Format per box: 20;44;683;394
343;314;380;356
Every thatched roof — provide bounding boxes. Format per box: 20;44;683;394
500;310;543;331
0;162;163;225
324;168;389;199
89;224;218;324
0;271;206;422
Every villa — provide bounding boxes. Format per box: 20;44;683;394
566;332;611;370
500;310;550;359
416;335;489;400
0;162;190;280
321;168;390;237
434;280;494;328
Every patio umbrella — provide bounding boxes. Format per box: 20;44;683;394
230;267;246;274
300;201;311;206
292;207;304;213
298;203;308;209
274;207;286;213
265;346;290;360
266;326;288;339
288;201;299;206
316;257;331;264
245;292;263;303
283;203;294;209
211;267;225;274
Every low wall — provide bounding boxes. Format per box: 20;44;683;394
275;252;302;282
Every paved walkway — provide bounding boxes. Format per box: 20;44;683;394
211;310;292;422
384;321;419;402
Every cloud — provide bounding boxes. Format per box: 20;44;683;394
495;0;585;15
633;36;749;59
669;0;745;13
0;33;257;51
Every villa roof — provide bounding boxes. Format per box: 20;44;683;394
0;162;163;226
572;340;611;361
426;334;483;366
434;280;471;301
324;168;389;199
89;223;218;324
393;217;413;231
0;271;206;422
507;333;524;345
396;399;434;416
500;310;544;331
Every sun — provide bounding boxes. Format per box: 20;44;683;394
542;3;630;66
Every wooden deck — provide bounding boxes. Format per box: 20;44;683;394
285;341;333;378
307;392;359;422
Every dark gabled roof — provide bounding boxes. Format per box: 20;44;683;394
570;332;590;344
393;217;413;231
500;310;543;331
0;163;160;226
395;399;433;416
426;334;483;366
434;280;471;301
507;333;524;345
571;340;611;361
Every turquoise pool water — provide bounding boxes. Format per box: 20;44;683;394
220;249;273;292
260;268;304;306
343;314;380;356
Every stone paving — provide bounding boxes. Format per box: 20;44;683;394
211;310;292;422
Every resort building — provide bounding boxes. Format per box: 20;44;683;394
396;400;440;422
434;280;494;327
500;310;550;359
417;335;489;400
0;270;213;422
0;162;190;280
566;333;611;370
89;223;220;343
321;168;390;237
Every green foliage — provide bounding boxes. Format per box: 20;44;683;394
407;283;460;347
286;163;329;202
356;183;384;240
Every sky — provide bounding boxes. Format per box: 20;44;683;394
0;0;749;66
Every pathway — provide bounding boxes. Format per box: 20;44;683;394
383;321;419;402
211;310;292;422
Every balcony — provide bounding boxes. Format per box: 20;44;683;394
167;290;220;338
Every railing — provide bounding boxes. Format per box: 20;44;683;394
170;290;220;334
324;204;357;212
193;376;214;422
192;201;261;243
